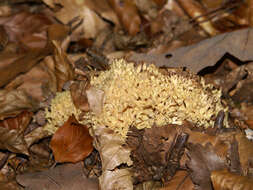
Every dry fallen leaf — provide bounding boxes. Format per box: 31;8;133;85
16;162;98;190
99;169;133;190
108;0;141;35
211;170;253;190
52;40;75;91
186;143;227;190
160;170;194;190
91;125;133;190
43;0;108;39
70;80;90;112
0;89;38;120
0;111;33;155
128;28;253;73
50;115;93;163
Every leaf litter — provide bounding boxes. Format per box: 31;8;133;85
0;0;252;190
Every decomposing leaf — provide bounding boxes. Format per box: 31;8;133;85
128;28;253;73
108;0;141;35
16;162;98;190
126;125;188;183
91;125;133;189
99;169;133;190
0;111;33;155
70;79;90;112
43;0;108;39
176;0;219;36
86;86;104;115
0;48;51;88
160;170;194;190
0;11;52;49
0;90;38;120
186;143;227;190
234;132;253;175
5;60;56;102
50;115;93;163
211;170;253;190
52;40;75;91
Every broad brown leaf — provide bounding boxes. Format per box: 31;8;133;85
0;111;33;154
160;171;194;190
0;90;38;120
186;143;227;190
52;40;75;91
16;162;98;190
70;80;90;112
128;28;253;73
0;11;52;49
108;0;141;35
50;115;93;163
91;125;133;189
211;170;253;190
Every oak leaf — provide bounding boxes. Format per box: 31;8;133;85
50;115;93;163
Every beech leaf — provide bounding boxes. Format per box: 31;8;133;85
16;162;98;190
128;28;253;73
211;170;253;190
50;115;93;163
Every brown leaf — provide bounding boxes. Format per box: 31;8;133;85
211;170;253;190
86;86;104;115
235;132;253;175
0;11;52;49
99;169;133;190
43;0;108;39
5;60;57;102
70;80;90;112
186;143;227;190
91;125;133;189
50;115;93;163
0;111;33;154
52;40;75;91
160;171;194;190
128;28;253;73
0;48;51;88
108;0;141;35
0;89;38;120
16;162;98;190
126;125;188;183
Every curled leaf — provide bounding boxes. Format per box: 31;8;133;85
50;115;93;163
52;40;75;91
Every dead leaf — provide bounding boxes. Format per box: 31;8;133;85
70;80;90;112
0;89;38;120
126;125;188;182
52;40;75;91
0;48;51;88
186;143;227;190
235;132;253;175
91;125;133;189
50;115;93;163
86;86;104;115
128;28;253;73
0;111;33;155
16;162;98;190
0;11;52;49
108;0;141;35
211;170;253;190
99;169;133;190
160;170;194;190
43;0;108;39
